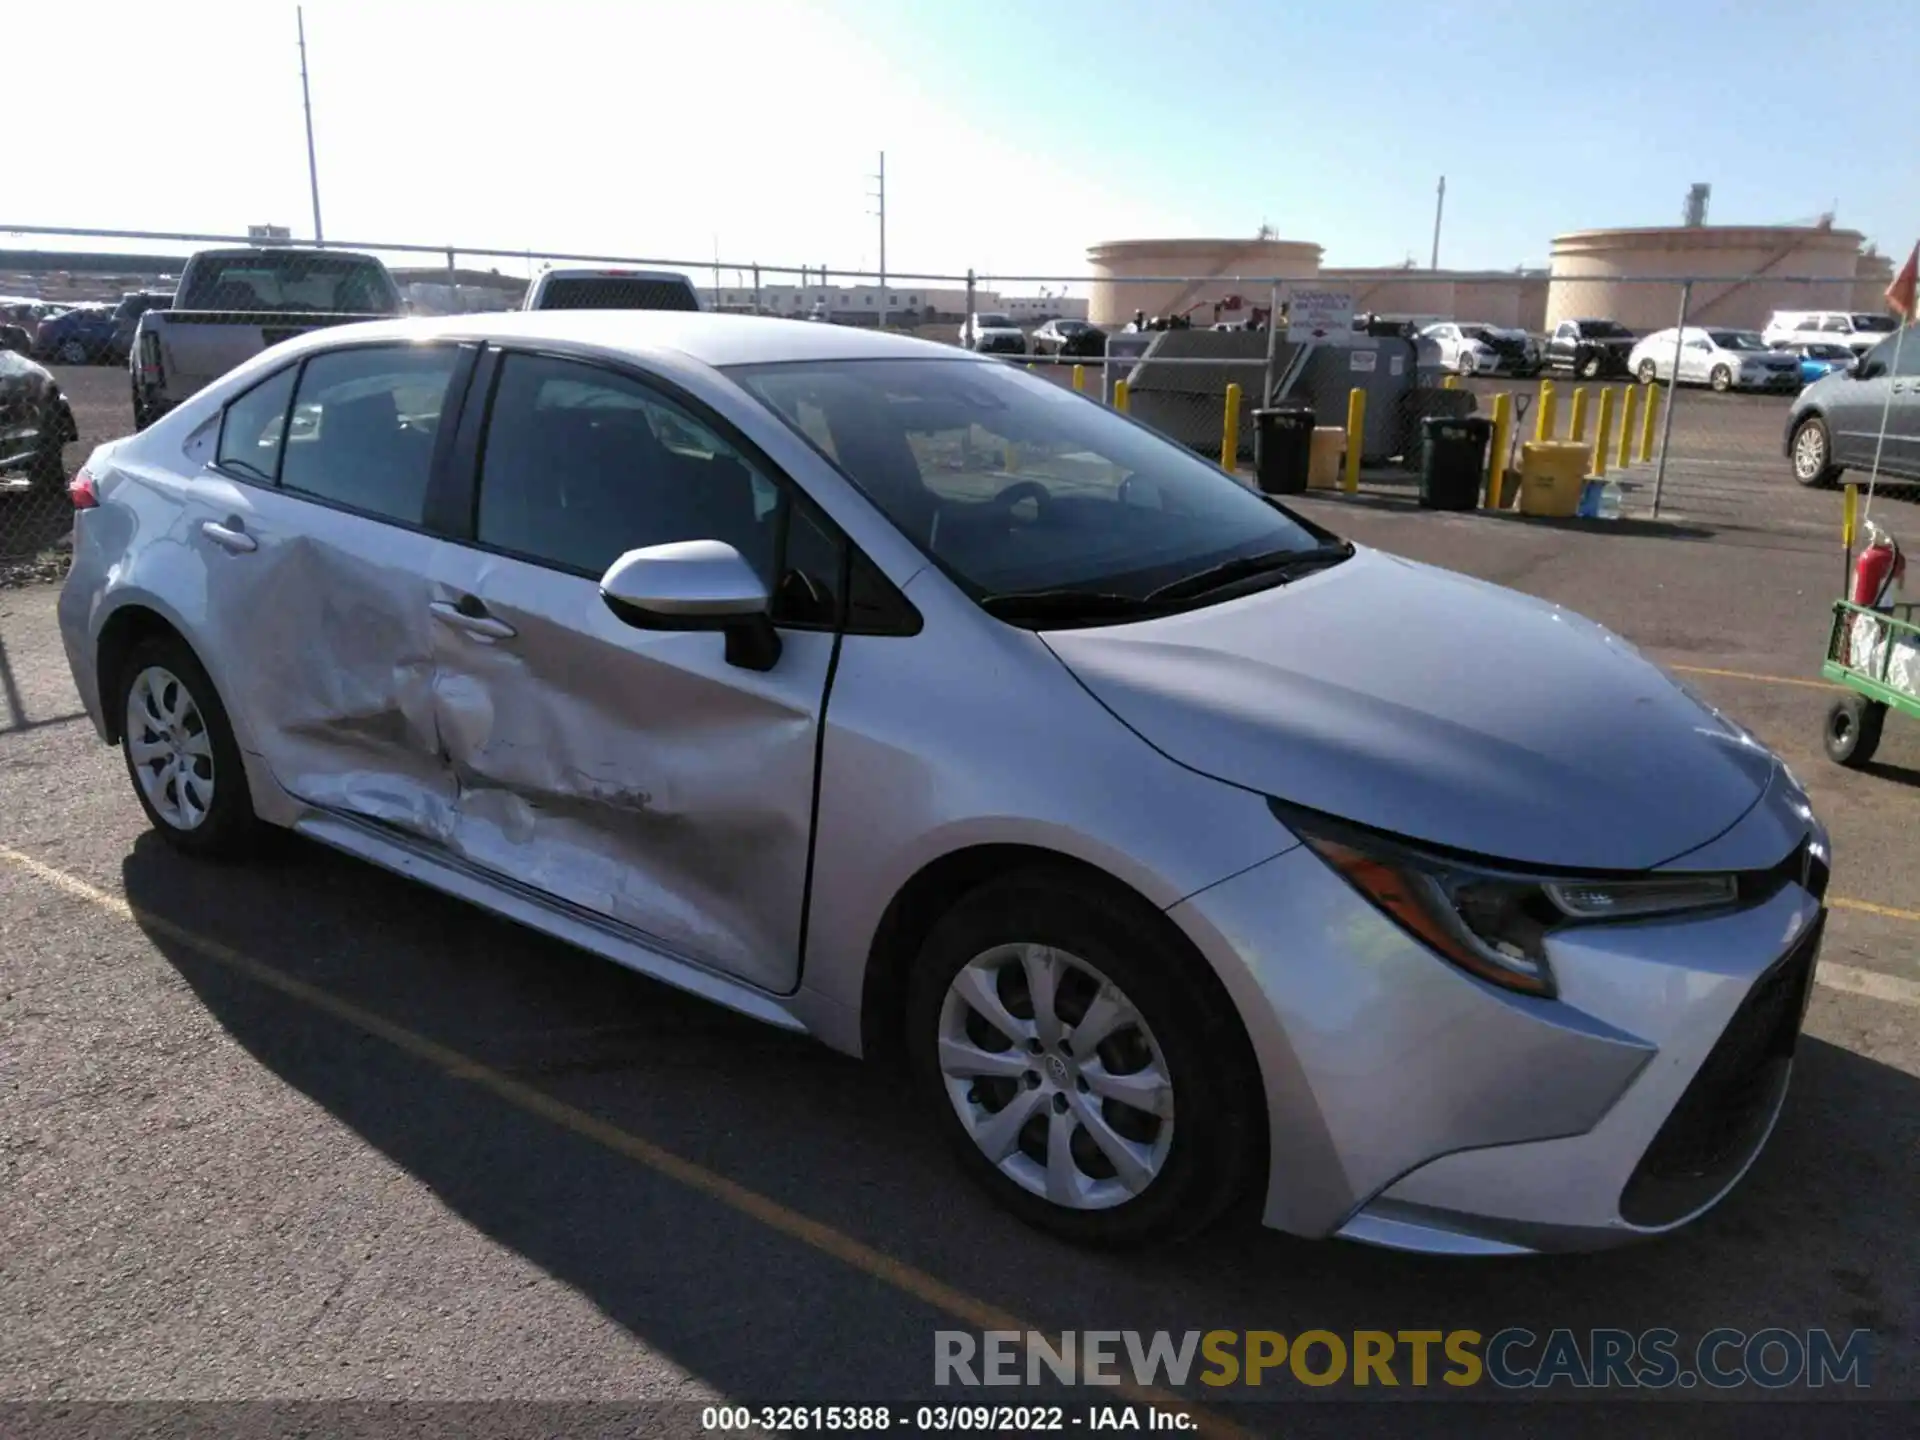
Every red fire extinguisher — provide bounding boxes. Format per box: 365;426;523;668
1853;526;1905;608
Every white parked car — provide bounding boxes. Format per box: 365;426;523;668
1629;328;1802;393
1419;322;1540;377
1761;311;1899;358
959;312;1027;355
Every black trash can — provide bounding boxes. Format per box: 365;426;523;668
1252;403;1317;495
1420;415;1493;511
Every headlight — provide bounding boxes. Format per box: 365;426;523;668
1280;807;1740;998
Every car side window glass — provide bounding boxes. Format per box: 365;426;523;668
215;366;297;483
278;345;460;524
477;353;840;626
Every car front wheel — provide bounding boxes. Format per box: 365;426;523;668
1637;358;1658;385
1790;415;1838;488
1578;352;1602;379
118;634;259;858
1710;365;1733;393
907;868;1260;1249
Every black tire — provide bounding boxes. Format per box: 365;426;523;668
26;407;65;491
1790;415;1839;488
131;382;152;432
1710;365;1733;393
56;339;88;366
1456;351;1476;377
1637;358;1658;385
905;867;1261;1249
1824;694;1886;769
116;632;260;859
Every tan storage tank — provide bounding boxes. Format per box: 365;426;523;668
1086;238;1321;328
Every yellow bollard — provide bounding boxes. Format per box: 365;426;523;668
1591;387;1615;477
1221;382;1242;471
1072;364;1086;393
1113;379;1129;414
1638;382;1660;463
1006;444;1020;473
1617;385;1639;469
1534;378;1557;441
1568;387;1589;444
1442;374;1461;391
1487;392;1513;509
1343;388;1366;493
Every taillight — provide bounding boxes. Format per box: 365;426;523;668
69;468;98;509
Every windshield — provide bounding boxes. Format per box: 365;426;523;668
184;254;400;313
976;314;1014;328
730;358;1337;613
1851;314;1898;333
1581;320;1632;338
537;275;700;310
1056;320;1089;334
1708;330;1769;351
1806;343;1854;360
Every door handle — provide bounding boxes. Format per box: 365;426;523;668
200;519;256;554
429;599;516;640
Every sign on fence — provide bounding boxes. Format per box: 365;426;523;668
1287;290;1354;342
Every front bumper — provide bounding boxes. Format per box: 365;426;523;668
1168;790;1827;1254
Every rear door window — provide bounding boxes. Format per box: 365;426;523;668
277;345;462;525
215;367;298;482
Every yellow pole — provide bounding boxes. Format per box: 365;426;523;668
1221;382;1241;471
1591;387;1615;477
1637;382;1660;463
1442;374;1461;390
1113;379;1130;413
1487;392;1513;509
1843;482;1858;548
1617;384;1639;469
1535;378;1557;441
1568;386;1589;443
1343;388;1365;493
1072;364;1086;393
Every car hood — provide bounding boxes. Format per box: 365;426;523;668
1042;548;1776;871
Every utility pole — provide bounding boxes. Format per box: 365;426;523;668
869;151;887;329
297;6;324;244
1430;175;1445;271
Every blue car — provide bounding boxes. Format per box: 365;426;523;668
32;305;118;365
1781;341;1857;387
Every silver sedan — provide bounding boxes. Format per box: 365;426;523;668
58;312;1829;1254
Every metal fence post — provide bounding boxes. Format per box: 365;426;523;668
1221;383;1242;471
752;263;761;315
1344;389;1366;493
1261;281;1282;405
1650;281;1692;517
444;247;458;310
965;269;976;347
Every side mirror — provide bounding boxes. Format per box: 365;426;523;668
599;539;781;671
1853;359;1881;380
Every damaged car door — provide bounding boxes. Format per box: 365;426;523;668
193;342;475;838
426;349;843;992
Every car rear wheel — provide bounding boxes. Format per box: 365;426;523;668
1456;351;1476;376
906;868;1259;1248
1710;365;1733;393
117;634;259;858
26;403;65;491
1825;693;1885;768
1578;351;1602;379
56;339;88;365
1790;416;1838;488
1637;358;1658;385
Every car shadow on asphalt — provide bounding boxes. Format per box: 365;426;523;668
117;833;1920;1413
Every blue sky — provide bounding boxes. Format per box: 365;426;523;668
8;0;1917;290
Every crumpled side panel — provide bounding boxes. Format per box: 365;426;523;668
428;556;831;994
225;524;458;842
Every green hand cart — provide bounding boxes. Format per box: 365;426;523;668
1822;598;1920;767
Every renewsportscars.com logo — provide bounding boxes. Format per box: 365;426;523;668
935;1328;1874;1391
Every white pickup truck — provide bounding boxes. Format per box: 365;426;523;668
129;246;404;428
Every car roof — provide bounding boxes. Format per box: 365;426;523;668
285;310;981;368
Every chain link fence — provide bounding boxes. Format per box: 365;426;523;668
3;226;1915;580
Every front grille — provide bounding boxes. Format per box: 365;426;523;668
1619;912;1822;1227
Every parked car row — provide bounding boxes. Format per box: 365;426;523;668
1;290;174;366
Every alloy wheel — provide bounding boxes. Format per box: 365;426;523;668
125;665;216;830
936;944;1174;1211
1793;423;1827;481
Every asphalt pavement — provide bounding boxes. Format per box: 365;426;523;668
0;364;1916;1437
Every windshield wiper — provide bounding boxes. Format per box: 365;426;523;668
1146;541;1354;604
979;590;1161;623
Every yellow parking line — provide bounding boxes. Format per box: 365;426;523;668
0;845;1244;1437
1831;894;1920;925
1667;664;1843;692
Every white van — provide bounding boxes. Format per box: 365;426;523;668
1761;311;1898;357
